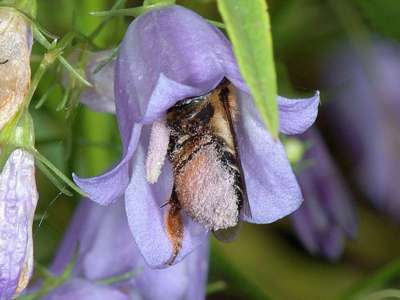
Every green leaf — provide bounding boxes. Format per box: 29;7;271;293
217;0;279;138
143;0;175;5
90;1;175;17
363;289;400;300
354;0;400;41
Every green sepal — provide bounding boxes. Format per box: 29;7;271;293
0;111;34;170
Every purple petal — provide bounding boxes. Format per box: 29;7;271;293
323;41;400;222
236;92;303;223
291;129;356;260
50;201;91;276
51;200;139;281
135;240;209;300
291;206;319;254
278;92;320;135
44;279;130;300
115;5;236;141
73;124;142;205
139;74;203;124
320;227;345;261
50;199;209;299
0;150;38;299
303;130;357;237
125;128;208;268
80;51;116;114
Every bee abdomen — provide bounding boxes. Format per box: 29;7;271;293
174;143;240;231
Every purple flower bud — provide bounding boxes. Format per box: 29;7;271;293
46;200;209;300
74;5;320;267
0;8;32;131
0;150;38;299
80;51;116;114
291;130;357;261
323;40;400;221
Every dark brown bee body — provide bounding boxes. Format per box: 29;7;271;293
165;81;247;235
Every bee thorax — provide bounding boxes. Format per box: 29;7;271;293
175;144;239;231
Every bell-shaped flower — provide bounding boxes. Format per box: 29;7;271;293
290;129;357;261
323;40;400;221
0;149;38;299
73;5;319;267
45;200;209;300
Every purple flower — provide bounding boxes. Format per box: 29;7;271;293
45;200;209;300
323;40;400;221
74;5;319;267
290;130;357;261
0;150;38;299
80;51;116;114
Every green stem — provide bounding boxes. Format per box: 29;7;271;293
32;149;87;197
98;269;141;285
90;1;175;17
342;259;400;300
88;0;127;40
206;281;227;295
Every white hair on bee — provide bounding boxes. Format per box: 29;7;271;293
0;9;31;130
175;144;239;231
146;118;170;184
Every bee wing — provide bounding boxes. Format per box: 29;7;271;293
241;195;252;220
212;222;241;242
219;83;253;221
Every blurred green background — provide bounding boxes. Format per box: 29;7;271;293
29;0;400;299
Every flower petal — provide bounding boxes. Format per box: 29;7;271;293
73;124;142;205
0;150;38;299
80;51;116;114
320;227;345;261
278;92;320;135
125;128;208;268
51;199;209;300
115;5;235;131
135;240;209;300
139;74;203;124
302;130;357;238
235;91;303;223
44;279;130;300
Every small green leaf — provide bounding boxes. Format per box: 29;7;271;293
90;1;175;17
143;0;175;5
217;0;279;138
206;281;227;295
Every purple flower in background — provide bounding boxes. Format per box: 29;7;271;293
74;5;319;267
323;40;400;221
0;150;38;299
80;51;116;114
44;200;209;300
291;130;357;261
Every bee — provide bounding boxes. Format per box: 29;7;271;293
163;79;251;264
